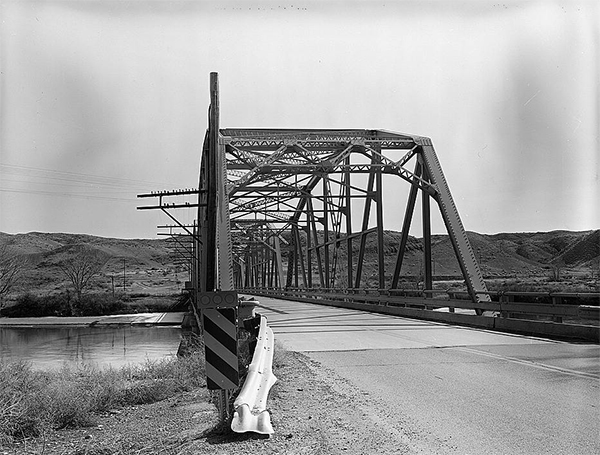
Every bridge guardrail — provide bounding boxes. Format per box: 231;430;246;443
245;287;599;319
231;314;277;435
244;287;599;342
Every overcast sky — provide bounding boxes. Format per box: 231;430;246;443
1;0;598;239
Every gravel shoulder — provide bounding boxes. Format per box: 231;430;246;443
2;347;436;455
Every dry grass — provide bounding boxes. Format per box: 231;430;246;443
0;350;206;444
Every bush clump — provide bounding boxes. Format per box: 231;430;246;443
0;292;179;318
0;362;48;442
0;349;206;443
1;293;69;317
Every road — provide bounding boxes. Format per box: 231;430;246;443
248;295;600;454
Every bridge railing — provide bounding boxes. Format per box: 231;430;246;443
241;287;600;326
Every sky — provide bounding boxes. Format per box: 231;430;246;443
0;0;598;239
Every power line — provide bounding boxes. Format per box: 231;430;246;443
0;187;137;202
0;163;183;190
0;176;136;193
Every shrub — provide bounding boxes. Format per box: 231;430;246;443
1;293;68;317
43;379;97;429
122;294;181;313
0;349;206;443
1;292;184;318
75;293;127;316
0;362;48;442
0;292;130;318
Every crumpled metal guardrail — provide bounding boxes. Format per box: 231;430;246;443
231;315;277;435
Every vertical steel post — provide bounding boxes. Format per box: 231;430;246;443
344;157;353;289
306;217;313;288
422;167;433;293
216;136;233;291
375;150;385;290
274;235;284;289
270;252;276;288
247;251;253;287
295;226;308;287
355;164;376;288
391;161;422;289
322;177;330;288
197;136;209;294
286;229;294;288
308;198;325;287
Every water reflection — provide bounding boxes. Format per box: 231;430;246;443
0;326;182;370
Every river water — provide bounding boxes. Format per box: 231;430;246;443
0;326;183;370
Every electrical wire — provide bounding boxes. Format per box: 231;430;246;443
0;163;193;202
0;163;180;189
0;187;136;202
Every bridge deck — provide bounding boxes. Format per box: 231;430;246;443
248;295;600;454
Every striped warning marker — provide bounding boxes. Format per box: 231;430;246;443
203;308;239;390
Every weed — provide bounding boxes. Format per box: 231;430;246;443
44;379;97;428
0;350;206;443
272;340;289;369
0;362;48;442
266;341;289;401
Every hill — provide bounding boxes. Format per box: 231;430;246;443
1;229;599;298
0;232;183;297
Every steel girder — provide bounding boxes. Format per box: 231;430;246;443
138;81;489;304
224;129;490;303
138;126;490;302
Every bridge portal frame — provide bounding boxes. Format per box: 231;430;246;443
138;73;490;311
223;128;490;303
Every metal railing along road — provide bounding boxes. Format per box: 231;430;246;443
243;287;600;342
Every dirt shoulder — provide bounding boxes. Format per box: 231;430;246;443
3;348;432;455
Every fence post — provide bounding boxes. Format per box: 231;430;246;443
499;294;513;318
551;295;563;323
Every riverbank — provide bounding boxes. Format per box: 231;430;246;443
0;312;186;328
3;346;417;455
0;348;206;450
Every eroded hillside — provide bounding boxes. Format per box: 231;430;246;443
0;232;184;297
1;229;598;298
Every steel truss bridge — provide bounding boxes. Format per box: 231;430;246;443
139;73;490;310
226;127;490;297
137;73;599;432
138;72;599;406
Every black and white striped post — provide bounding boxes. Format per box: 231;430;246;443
198;291;239;391
203;308;238;389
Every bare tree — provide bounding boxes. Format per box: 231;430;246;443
58;245;110;303
590;257;600;283
0;242;27;311
549;260;565;281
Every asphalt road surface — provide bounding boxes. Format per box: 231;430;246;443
247;295;600;454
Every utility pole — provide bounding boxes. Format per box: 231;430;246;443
123;259;126;293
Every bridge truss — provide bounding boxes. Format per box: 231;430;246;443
225;128;489;302
139;73;490;308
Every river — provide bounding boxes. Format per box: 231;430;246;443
0;325;183;370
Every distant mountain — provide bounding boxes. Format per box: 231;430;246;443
0;232;181;296
555;230;600;267
1;229;598;296
464;230;599;276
